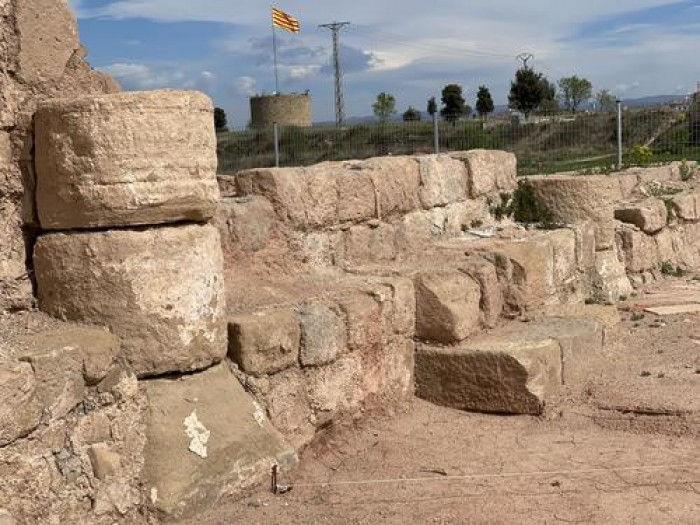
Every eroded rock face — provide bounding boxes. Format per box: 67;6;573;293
34;224;227;377
451;149;518;198
35;90;219;230
615;198;667;234
143;364;297;521
0;361;43;446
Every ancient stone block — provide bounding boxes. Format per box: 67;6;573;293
458;256;503;328
527;175;622;250
236;167;308;226
0;361;42;446
228;309;300;377
87;446;121;481
143;365;297;520
617;226;659;273
338;292;384;353
363;156;421;218
415;154;468;209
591;249;633;303
614;198;667;234
35;91;219;230
671;192;700;222
304;166;339;227
0;199;32;312
343;223;396;266
216;196;275;253
452;149;517;198
304;354;363;425
544;228;578;288
335;168;377;223
15;0;79;83
414;270;482;344
415;337;562;415
34;224;227;378
299;302;347;366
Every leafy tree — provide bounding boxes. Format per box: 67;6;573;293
441;84;469;122
373;92;397;123
596;89;617;112
402;106;421;122
427;97;437;117
558;75;593;112
508;67;554;118
475;85;494;119
214;107;228;132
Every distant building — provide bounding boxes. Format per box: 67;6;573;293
249;93;312;129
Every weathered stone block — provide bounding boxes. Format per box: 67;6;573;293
343;223;396;265
34;224;227;378
414;270;482;344
591;248;633;303
363;156;421;218
528;175;621;250
299;302;347;367
0;199;32;312
236;167;308;226
671;192;700;222
216;196;274;253
458;256;503;328
338;292;384;353
415;337;562;415
335;168;377;222
416;154;468;209
87;446;121;481
35;91;219;230
614;198;667;234
143;365;297;520
228;309;300;377
617;226;659;273
452;149;517;198
17;327;118;419
304;354;363;425
0;361;42;446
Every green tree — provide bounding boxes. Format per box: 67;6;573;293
596;89;617;112
440;84;469;122
214;107;228;132
558;75;593;112
475;85;494;119
402;106;421;122
508;67;553;118
373;92;397;123
427;97;437;117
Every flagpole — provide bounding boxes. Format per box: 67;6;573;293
271;7;279;94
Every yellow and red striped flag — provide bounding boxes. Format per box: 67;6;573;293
272;7;301;33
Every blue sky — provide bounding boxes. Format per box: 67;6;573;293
68;0;700;126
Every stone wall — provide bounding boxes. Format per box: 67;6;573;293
0;0;119;312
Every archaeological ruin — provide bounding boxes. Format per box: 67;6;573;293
1;2;698;524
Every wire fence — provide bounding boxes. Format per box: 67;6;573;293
217;103;700;175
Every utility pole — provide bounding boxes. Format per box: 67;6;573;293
516;53;534;69
320;21;350;127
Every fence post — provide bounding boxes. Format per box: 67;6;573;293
273;122;280;168
616;100;623;169
433;111;439;154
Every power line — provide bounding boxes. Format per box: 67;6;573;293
320;21;350;127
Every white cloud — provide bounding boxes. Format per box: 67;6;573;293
233;76;257;96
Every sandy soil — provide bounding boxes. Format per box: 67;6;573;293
190;281;700;525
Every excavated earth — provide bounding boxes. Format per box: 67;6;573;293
188;277;700;525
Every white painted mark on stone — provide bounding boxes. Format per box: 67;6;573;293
183;411;210;458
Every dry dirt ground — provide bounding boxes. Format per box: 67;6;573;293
190;279;700;525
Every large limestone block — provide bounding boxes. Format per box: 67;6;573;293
415;154;468;209
362;156;422;218
671;192;700;222
35;90;219;230
15;0;79;83
343;223;396;266
299;302;347;367
215;196;275;253
0;361;43;446
414;270;482;344
614;198;667;234
415;337;562;415
0;199;32;311
591;249;633;303
335;168;377;223
17;327;119;419
143;365;297;520
228;309;300;377
304;354;364;426
617;226;659;273
458;256;504;328
34;224;227;378
452;150;517;198
527;175;622;250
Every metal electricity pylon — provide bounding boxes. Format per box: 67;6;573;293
319;21;350;127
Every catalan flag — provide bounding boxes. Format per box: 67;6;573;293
272;7;300;34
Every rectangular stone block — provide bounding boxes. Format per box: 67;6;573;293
299;302;347;367
451;149;517;198
228;309;300;377
215;196;274;253
343;224;396;266
362;156;421;218
35;91;219;230
415;154;468;209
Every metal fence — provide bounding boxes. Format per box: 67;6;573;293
217;103;700;176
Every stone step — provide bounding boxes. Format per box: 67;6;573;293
415;316;604;415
